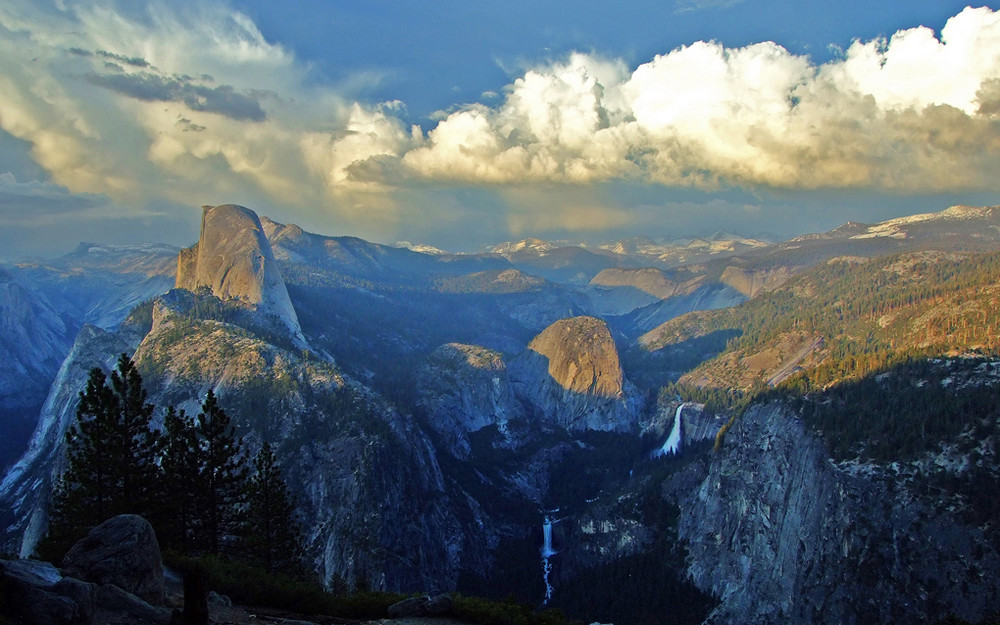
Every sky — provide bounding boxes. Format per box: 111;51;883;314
2;0;1000;259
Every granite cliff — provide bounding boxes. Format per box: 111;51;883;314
679;402;1000;624
176;204;305;348
510;316;642;432
416;343;523;459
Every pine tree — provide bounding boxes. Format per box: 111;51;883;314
243;441;305;573
157;406;200;551
46;354;159;554
192;389;247;555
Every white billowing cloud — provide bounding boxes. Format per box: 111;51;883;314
404;54;637;183
3;1;1000;249
0;0;380;214
403;6;1000;192
825;7;1000;114
300;102;417;190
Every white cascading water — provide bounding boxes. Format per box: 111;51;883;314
652;404;683;458
541;515;557;604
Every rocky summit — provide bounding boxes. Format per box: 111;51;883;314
176;204;306;348
510;316;642;432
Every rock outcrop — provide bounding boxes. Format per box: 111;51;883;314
62;514;165;605
417;343;523;458
1;514;169;625
0;559;82;625
176;204;305;348
680;402;1000;624
510;316;641;432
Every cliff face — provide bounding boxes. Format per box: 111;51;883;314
0;324;139;557
176;205;305;348
510;316;642;432
417;343;523;459
680;402;1000;624
133;292;479;592
0;267;71;416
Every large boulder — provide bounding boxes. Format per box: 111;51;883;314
0;558;85;625
95;584;171;624
61;514;165;605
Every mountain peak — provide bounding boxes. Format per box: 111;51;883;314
175;204;306;348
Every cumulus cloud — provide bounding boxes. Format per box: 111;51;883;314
403;7;1000;193
2;0;1000;249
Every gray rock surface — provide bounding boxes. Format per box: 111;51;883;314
417;343;523;458
53;576;98;622
510;316;642;432
680;402;1000;624
95;583;171;624
0;324;138;557
1;559;81;625
0;557;62;587
176;204;305;348
62;514;165;606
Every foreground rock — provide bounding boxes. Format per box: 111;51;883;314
1;514;171;624
62;514;166;605
0;559;82;625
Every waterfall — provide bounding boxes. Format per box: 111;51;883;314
652;404;683;458
541;515;557;604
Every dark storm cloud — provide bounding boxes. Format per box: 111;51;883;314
85;71;267;122
96;49;149;68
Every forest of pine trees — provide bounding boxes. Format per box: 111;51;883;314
44;354;306;576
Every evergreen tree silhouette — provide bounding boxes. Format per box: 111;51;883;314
243;441;306;573
46;354;159;555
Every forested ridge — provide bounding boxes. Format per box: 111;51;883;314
641;250;1000;390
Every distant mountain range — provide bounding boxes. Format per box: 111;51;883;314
3;203;1000;624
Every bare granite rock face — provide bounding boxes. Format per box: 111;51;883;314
62;514;165;606
176;204;305;348
510;316;642;432
417;343;523;458
680;402;1000;625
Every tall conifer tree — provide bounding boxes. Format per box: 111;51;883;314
157;406;200;551
193;389;247;555
47;354;159;553
243;441;305;573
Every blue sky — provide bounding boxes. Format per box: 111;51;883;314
1;0;999;259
